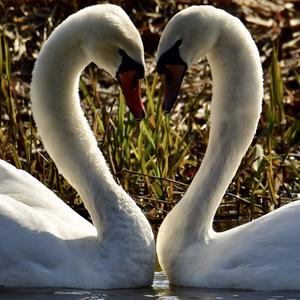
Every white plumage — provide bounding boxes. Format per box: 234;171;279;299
156;5;300;290
0;4;154;289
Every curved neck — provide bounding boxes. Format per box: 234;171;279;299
166;22;263;242
31;28;128;236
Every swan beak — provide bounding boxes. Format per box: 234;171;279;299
117;70;145;121
161;64;187;113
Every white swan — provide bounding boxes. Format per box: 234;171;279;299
156;5;300;290
0;4;155;289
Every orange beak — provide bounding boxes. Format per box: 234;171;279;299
117;70;145;121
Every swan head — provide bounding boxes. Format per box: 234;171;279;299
72;5;146;120
156;6;220;112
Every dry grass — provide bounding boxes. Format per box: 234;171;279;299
0;0;299;232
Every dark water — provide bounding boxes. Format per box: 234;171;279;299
1;272;300;300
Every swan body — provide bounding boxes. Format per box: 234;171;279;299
156;5;300;290
0;4;154;288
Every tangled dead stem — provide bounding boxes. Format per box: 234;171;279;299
0;0;299;233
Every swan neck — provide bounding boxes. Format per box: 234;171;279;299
189;27;263;235
163;22;263;242
30;28;126;234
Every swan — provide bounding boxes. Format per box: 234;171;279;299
156;5;300;290
0;4;155;289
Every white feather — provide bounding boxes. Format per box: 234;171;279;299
156;5;300;291
0;4;154;289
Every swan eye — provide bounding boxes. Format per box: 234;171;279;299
119;49;126;56
174;39;182;47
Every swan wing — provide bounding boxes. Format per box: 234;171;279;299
0;159;68;208
209;201;300;289
0;160;94;235
224;201;300;264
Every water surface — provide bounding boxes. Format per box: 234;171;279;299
1;272;300;300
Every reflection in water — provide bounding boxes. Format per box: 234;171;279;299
1;272;300;300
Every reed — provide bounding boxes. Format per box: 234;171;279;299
0;22;299;230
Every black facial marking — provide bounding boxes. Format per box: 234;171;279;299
156;39;187;74
117;49;144;79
